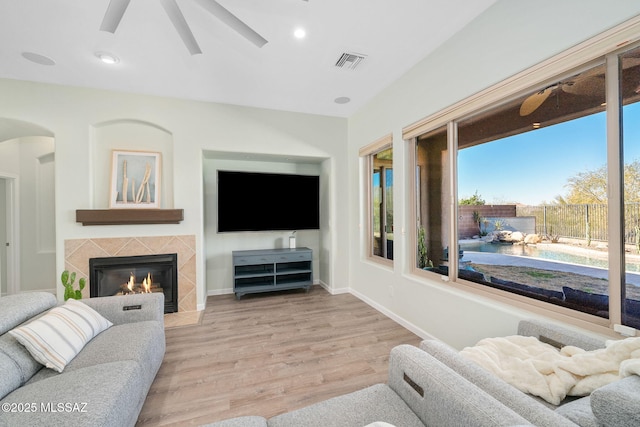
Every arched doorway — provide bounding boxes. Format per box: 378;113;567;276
0;118;55;296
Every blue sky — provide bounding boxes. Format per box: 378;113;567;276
458;102;640;205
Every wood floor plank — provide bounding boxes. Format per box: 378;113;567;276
136;286;421;426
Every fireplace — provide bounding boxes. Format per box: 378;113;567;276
89;253;178;313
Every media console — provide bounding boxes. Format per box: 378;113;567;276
232;247;313;299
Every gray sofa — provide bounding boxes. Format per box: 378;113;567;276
420;319;640;427
205;320;640;427
0;291;165;427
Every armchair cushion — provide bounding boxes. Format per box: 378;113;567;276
420;339;576;426
554;397;597;427
590;375;640;427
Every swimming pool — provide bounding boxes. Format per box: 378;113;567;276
459;241;640;273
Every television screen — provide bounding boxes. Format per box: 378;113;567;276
217;170;320;232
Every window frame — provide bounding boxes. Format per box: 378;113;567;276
404;16;640;335
360;133;394;265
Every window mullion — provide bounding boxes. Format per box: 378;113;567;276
606;53;624;327
380;166;387;259
448;121;459;279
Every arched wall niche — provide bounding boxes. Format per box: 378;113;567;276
91;119;174;209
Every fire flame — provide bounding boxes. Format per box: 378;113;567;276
142;272;152;293
127;274;134;292
121;272;153;294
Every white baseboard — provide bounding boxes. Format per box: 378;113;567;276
318;280;349;295
349;288;435;341
207;288;234;296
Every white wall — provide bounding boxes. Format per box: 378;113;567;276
203;156;324;295
347;0;640;349
0;82;348;308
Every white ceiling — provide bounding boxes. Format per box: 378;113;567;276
0;0;497;117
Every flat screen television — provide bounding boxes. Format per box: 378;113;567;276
217;170;320;232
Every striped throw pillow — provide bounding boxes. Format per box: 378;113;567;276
9;299;113;372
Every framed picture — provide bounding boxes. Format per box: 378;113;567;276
110;150;161;209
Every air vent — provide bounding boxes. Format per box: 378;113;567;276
334;52;367;70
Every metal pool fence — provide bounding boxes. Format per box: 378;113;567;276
516;204;640;246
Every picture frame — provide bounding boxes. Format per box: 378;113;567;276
110;150;161;209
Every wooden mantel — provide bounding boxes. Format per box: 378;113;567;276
76;209;184;226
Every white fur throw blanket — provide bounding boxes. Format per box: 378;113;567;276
460;335;640;405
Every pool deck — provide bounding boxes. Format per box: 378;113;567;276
462;251;640;287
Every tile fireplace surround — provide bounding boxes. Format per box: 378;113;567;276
64;235;199;328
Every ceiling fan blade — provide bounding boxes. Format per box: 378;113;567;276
562;76;605;97
100;0;131;33
159;0;202;55
192;0;268;48
519;87;553;116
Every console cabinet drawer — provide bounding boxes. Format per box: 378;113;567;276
275;252;312;263
233;255;276;265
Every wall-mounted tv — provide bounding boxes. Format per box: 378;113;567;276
217;170;320;232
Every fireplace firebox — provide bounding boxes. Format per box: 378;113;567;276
89;253;178;313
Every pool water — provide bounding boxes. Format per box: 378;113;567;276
459;241;640;273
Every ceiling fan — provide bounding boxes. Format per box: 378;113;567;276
519;71;604;117
99;0;276;55
519;56;640;117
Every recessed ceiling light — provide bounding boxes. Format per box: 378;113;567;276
293;27;306;39
96;52;119;65
334;96;351;104
21;52;55;66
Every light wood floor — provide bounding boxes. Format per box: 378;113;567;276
136;286;421;426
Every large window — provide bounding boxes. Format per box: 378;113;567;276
415;126;449;272
411;39;640;331
361;135;394;261
457;62;609;320
622;46;640;329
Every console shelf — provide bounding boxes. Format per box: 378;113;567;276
232;247;312;299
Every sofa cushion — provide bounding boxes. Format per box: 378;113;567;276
26;320;165;389
0;332;44;394
419;339;576;426
0;292;58;399
0;360;144;427
517;320;605;352
590;376;640;427
0;351;22;401
0;292;57;335
267;384;424;427
389;344;533;426
9;299;113;372
554;396;598;427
